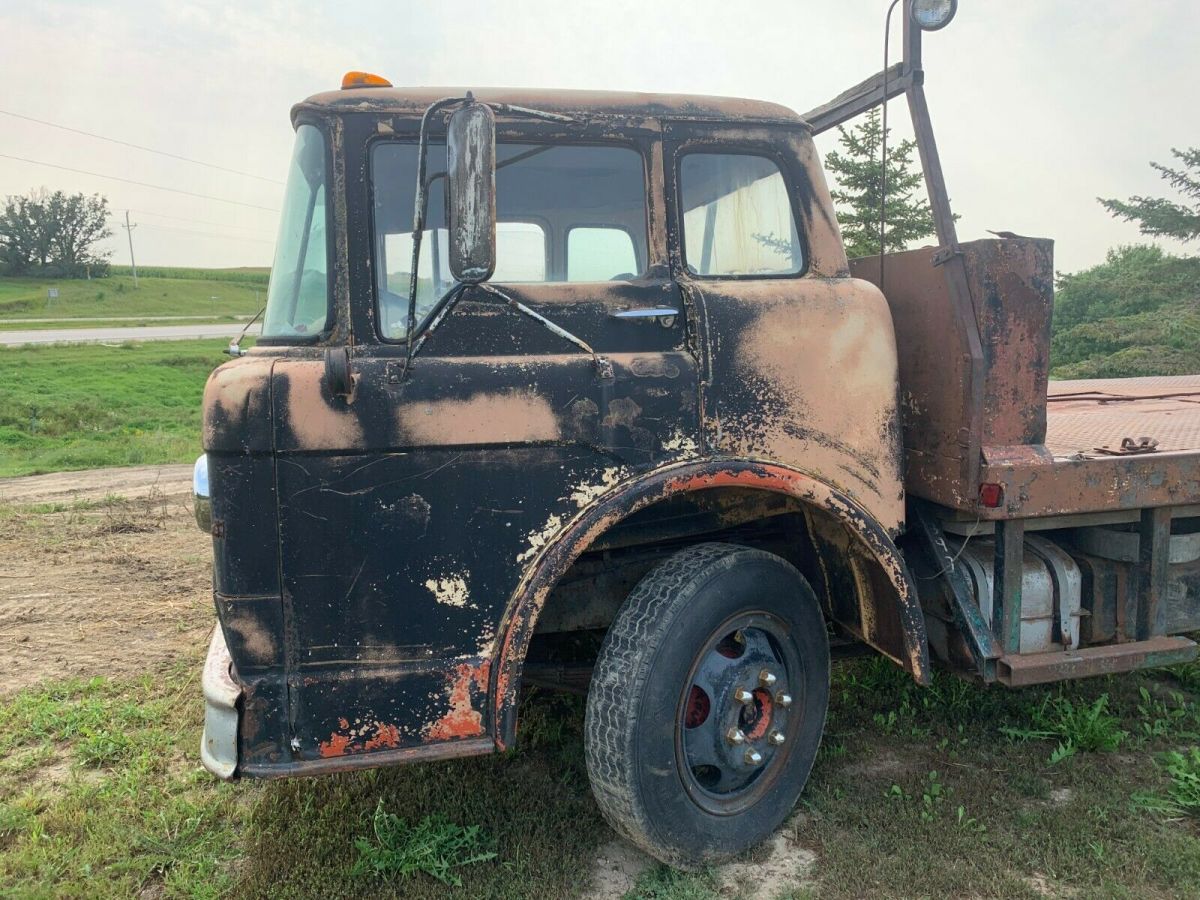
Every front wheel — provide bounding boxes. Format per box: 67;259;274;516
584;542;830;869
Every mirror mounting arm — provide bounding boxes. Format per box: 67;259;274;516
404;95;471;375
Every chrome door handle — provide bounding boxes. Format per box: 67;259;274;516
610;307;680;319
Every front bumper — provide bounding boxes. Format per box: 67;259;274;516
200;625;242;780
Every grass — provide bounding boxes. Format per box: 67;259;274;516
0;340;231;476
351;802;497;886
0;271;265;323
3;650;1200;898
0;668;246;897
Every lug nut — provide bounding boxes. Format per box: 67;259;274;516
776;692;793;708
759;669;777;687
726;727;746;745
744;748;764;766
769;730;786;746
733;688;754;705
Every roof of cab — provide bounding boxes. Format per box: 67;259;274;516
295;86;807;126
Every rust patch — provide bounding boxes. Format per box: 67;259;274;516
424;662;489;741
316;717;404;758
399;389;559;445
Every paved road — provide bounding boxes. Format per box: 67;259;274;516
2;314;254;324
1;323;253;346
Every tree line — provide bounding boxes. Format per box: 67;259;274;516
0;190;113;277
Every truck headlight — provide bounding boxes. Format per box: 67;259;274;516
193;454;213;534
911;0;957;30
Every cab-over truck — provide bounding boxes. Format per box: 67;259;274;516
195;0;1200;867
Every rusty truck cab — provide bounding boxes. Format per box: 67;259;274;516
198;2;1200;869
199;85;920;784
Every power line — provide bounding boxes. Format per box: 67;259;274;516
127;208;274;236
0;108;284;184
0;153;280;212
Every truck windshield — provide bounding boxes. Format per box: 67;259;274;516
263;124;329;339
372;142;647;341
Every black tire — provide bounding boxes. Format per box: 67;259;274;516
584;542;830;869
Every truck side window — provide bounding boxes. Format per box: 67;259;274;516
372;142;647;340
679;152;803;278
567;227;638;281
263;124;329;338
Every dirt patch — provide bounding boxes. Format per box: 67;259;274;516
0;465;212;696
717;828;816;900
0;464;193;506
838;749;913;780
588;824;817;899
589;840;653;899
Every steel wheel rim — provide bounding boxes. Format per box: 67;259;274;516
674;610;805;816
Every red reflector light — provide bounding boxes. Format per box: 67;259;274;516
979;482;1004;508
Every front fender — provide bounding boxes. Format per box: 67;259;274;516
490;457;929;747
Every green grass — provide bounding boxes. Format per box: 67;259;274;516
0;667;246;898
0;340;230;476
109;265;269;284
3;650;1200;898
0;272;265;322
351;802;497;886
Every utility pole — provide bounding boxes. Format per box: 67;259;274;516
122;210;138;288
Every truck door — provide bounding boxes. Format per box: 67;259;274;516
663;120;911;669
270;121;701;760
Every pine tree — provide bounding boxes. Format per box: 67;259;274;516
823;108;936;258
1099;147;1200;244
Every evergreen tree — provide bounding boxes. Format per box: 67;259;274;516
823;108;936;258
1099;147;1200;244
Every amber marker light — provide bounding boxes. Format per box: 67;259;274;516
341;71;392;89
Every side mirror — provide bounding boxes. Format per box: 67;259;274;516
446;102;497;284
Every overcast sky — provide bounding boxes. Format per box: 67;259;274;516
1;0;1196;273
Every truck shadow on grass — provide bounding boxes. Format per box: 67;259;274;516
2;654;1199;898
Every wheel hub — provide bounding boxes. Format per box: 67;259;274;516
678;618;798;800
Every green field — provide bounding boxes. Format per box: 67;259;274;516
0;341;228;476
0;270;266;324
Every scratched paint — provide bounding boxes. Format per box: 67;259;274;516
425;574;470;607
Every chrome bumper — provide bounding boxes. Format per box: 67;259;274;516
201;625;241;780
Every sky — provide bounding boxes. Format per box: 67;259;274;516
0;0;1196;274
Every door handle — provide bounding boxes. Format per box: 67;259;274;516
610;307;680;319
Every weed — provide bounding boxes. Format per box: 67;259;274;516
1167;660;1200;693
919;770;945;822
351;800;496;887
1135;748;1200;819
1003;693;1126;762
1135;685;1200;743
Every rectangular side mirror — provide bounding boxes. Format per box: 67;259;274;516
446;102;497;284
